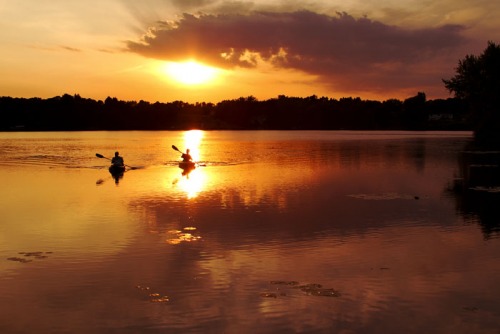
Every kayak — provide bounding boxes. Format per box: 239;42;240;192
109;164;126;175
178;161;196;170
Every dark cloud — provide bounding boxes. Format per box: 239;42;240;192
60;45;82;52
170;0;216;10
126;10;467;96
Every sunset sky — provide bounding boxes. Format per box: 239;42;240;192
1;0;498;103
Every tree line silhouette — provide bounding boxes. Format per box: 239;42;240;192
0;93;469;131
2;41;500;135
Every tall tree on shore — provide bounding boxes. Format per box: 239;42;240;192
443;41;500;143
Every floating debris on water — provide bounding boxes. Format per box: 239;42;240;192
150;296;170;303
270;280;299;286
348;193;418;200
149;292;170;303
7;251;53;263
262;281;341;298
166;227;202;245
295;283;322;290
136;285;169;303
7;257;32;263
20;251;50;259
469;186;500;193
299;285;341;297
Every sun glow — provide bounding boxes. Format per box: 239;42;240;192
164;61;219;85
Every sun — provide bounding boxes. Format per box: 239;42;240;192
163;61;219;85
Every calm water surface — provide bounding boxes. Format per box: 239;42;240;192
1;130;499;333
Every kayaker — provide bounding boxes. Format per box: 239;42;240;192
111;151;124;166
181;149;193;162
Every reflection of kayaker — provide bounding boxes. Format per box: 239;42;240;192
179;160;196;171
109;164;125;184
179;161;195;176
108;163;125;175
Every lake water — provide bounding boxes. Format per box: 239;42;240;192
1;130;499;334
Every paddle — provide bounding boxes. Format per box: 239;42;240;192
95;153;137;170
171;145;183;154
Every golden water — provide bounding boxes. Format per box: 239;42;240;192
1;130;499;333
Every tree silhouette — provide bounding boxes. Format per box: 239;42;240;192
443;41;500;143
0;94;468;131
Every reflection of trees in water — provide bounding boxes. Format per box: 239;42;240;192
449;142;500;238
330;139;428;172
457;190;500;238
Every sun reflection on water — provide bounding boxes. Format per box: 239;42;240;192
178;168;205;198
176;130;206;198
183;130;203;162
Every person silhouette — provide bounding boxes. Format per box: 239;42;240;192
111;151;124;166
181;149;193;162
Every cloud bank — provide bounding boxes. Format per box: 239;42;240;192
126;10;467;97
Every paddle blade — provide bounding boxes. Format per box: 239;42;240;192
96;153;104;158
172;145;181;152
